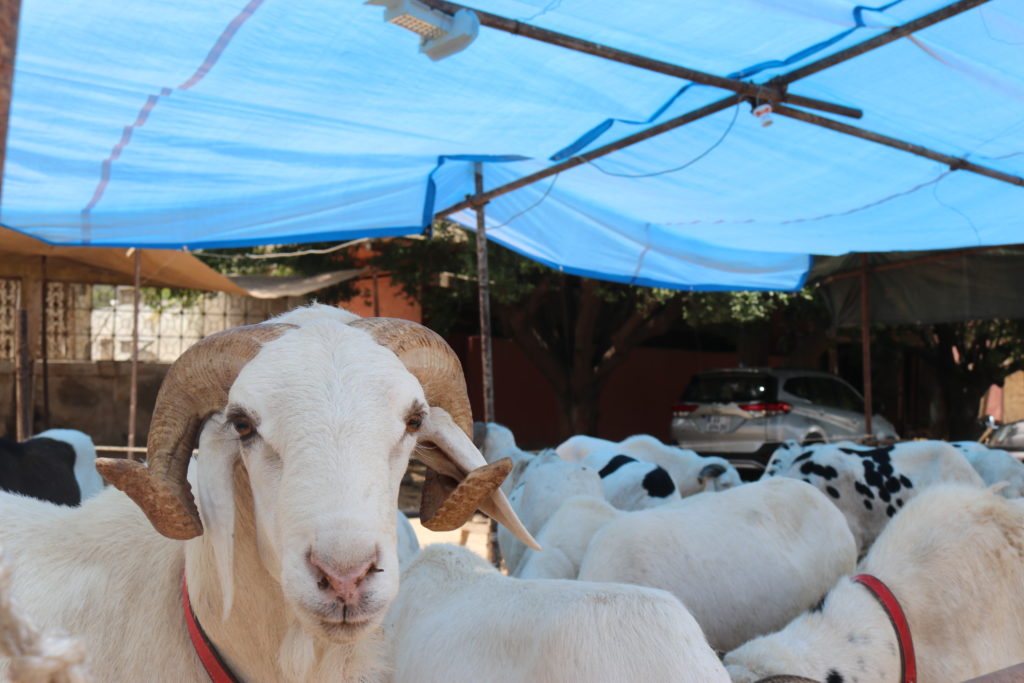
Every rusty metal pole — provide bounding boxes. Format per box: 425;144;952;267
474;162;502;568
0;0;22;188
860;255;874;439
14;308;31;440
40;256;50;429
474;164;496;425
3;0;25;438
127;249;140;459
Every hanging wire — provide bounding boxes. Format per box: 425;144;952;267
522;0;562;22
477;172;562;231
197;235;424;260
979;7;1024;45
931;177;983;245
584;102;740;178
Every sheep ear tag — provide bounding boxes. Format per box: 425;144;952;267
418;457;512;531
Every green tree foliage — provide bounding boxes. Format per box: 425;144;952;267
895;319;1024;439
369;223;817;436
195;223;825;437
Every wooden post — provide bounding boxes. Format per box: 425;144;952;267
474;162;502;569
14;308;31;440
127;249;141;458
860;255;873;439
372;270;381;317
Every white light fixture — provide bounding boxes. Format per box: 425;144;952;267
365;0;479;61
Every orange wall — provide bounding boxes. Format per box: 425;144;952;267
453;335;752;449
339;274;421;322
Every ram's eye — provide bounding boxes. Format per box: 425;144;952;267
406;415;424;433
233;419;254;438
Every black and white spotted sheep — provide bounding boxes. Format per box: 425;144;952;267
581;450;682;511
762;440;983;554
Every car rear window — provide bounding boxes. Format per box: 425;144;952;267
681;374;777;403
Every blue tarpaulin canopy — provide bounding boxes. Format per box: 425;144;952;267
2;0;1022;291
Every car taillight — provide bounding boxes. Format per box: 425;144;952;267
738;402;791;417
672;403;699;418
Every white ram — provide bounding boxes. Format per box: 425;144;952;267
725;484;1024;682
0;305;534;682
385;543;730;682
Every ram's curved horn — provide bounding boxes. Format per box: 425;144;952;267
349;318;537;549
95;323;296;540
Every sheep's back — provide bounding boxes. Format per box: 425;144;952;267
578;477;856;652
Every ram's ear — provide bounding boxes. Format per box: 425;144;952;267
194;418;237;622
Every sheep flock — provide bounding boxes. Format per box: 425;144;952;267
1;305;1023;682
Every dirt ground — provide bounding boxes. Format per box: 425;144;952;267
400;461;493;562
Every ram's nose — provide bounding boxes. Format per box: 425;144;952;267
309;551;380;605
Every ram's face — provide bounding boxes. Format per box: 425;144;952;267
221;322;424;642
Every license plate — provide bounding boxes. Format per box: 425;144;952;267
705;415;731;433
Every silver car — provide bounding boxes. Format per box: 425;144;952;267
670;367;899;471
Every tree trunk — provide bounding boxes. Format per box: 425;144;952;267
495;283;684;441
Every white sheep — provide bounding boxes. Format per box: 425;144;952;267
517;494;620;580
577;477;857;652
951;441;1024;498
725;485;1024;682
498;451;603;576
0;305;535;682
555;434;617;463
385;543;730;682
580;449;682;510
557;433;741;495
762;439;985;555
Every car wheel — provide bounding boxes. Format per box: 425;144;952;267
801;434;825;447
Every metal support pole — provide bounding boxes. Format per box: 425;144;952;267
474;162;502;569
40;256;50;430
434;0;1003;221
860;255;874;439
474;163;496;424
772;103;1024;188
14;308;31;440
0;0;22;191
127;249;141;458
421;0;862;119
439;95;738;219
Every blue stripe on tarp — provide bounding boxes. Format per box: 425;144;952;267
550;0;906;161
422;153;530;235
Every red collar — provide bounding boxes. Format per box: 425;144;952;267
851;573;917;683
183;574;242;683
